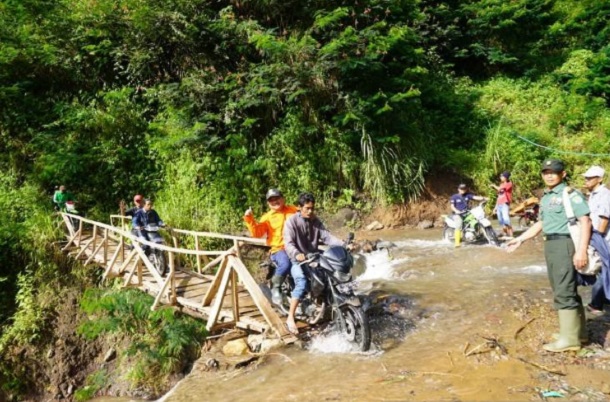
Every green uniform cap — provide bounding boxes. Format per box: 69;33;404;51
541;159;565;172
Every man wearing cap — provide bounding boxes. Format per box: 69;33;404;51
507;159;591;352
244;189;298;306
449;183;488;247
120;194;144;237
583;165;610;315
490;171;514;239
123;194;144;217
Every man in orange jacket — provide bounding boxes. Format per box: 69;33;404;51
244;189;298;306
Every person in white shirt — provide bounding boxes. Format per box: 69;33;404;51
583;165;610;315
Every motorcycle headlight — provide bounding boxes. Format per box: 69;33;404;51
333;271;352;283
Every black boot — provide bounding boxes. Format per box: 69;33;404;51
271;275;284;306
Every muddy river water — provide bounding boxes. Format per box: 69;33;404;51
152;227;610;402
101;227;610;402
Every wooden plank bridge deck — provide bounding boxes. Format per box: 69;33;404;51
60;213;296;343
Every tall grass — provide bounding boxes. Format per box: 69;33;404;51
458;73;610;198
360;128;425;205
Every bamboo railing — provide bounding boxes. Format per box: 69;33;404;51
60;213;291;340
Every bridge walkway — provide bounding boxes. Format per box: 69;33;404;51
59;213;296;343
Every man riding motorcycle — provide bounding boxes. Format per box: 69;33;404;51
132;199;165;242
283;192;345;335
450;184;488;247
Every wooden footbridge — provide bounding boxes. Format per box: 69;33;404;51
59;213;296;343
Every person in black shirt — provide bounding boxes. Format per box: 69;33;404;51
124;194;144;217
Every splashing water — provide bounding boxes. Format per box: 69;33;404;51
481;264;547;275
356;249;407;281
394;239;448;249
308;330;382;356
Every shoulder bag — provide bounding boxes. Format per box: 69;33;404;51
562;187;602;275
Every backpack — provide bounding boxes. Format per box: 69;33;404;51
562;187;602;276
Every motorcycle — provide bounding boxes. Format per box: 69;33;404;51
140;224;168;277
262;235;371;351
442;201;500;246
64;201;79;214
60;201;80;229
518;205;539;228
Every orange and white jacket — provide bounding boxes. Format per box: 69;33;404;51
244;205;298;254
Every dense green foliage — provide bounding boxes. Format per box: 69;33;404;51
2;0;610;399
78;288;207;392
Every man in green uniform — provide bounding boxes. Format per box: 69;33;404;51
506;159;591;352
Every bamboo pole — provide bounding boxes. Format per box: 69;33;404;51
103;228;109;264
103;241;123;280
229;255;291;339
62;228;81;251
118;249;138;276
74;236;96;261
205;260;234;331
123;255;141;287
231;269;240;324
77;219;83;246
202;256;229;307
200;254;226;274
136;259;143;285
85;236;106;265
169;251;176;305
131;242;163;285
233;239;241;259
195;236;202;274
90;225;98;255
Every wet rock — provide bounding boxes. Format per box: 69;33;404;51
247;334;283;354
247;334;265;353
365;221;384;231
325;208;358;230
205;358;219;370
59;383;70;398
259;338;283;353
103;348;116;363
417;220;434;229
375;240;396;250
222;338;249;356
360;240;376;253
334;208;355;225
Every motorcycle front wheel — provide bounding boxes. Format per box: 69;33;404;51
149;251;167;277
518;216;531;229
483;227;500;246
442;226;454;242
339;305;371;351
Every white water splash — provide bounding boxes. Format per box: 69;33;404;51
355;249;407;281
308;331;382;356
481;264;547;275
394;239;449;249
